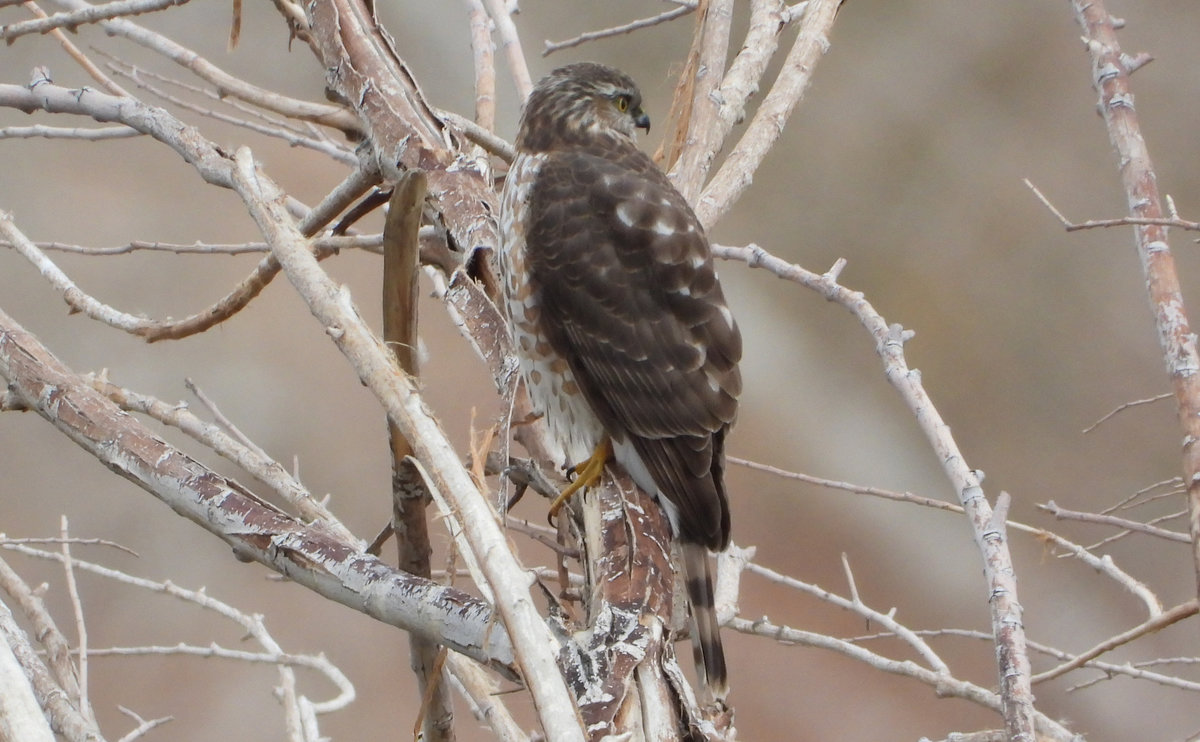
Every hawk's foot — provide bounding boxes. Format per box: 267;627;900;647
548;438;612;521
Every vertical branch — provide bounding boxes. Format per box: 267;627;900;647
670;0;733;203
383;174;425;379
694;0;840;228
461;0;497;133
383;172;455;741
653;0;708;171
668;0;787;197
1071;0;1200;598
481;0;532;101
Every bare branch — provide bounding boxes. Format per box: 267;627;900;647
1070;0;1200;599
445;655;528;742
0;560;105;742
2;0;189;41
137;164;381;342
481;0;532;100
1;212;161;335
745;560;949;674
44;0;359;131
227;145;582;740
1025;178;1200;232
461;0;497;133
1031;598;1200;684
58;518;93;725
724;613;1077;742
20;1;129;95
1039;500;1189;543
114;707;172;742
695;0;838;227
1082;392;1174;433
87;374;356;542
543;3;696;56
0;124;139;139
6;234;384;256
0;308;516;672
0;551;82;703
436;108;515;162
104;60;357;164
713;242;1037;739
669;0;733;203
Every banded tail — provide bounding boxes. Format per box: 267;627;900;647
683;542;728;703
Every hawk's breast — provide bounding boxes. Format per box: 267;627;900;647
499;152;606;467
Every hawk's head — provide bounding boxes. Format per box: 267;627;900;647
516;62;651;152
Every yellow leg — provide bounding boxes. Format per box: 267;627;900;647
548;439;611;520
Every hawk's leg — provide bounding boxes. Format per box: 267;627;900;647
548;438;612;520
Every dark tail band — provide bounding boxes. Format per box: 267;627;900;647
682;543;728;702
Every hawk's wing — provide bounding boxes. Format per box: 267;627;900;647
524;146;742;549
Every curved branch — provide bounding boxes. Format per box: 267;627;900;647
713;242;1038;739
0;308;515;674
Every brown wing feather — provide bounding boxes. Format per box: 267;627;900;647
524;144;741;549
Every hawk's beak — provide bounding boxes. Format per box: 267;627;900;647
633;108;650;133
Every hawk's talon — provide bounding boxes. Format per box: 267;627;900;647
547;439;611;522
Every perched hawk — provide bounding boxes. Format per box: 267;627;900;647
499;63;742;702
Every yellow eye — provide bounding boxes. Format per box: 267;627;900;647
615;96;630;113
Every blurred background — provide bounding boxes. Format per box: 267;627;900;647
3;1;1200;740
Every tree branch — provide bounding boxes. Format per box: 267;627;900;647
1069;0;1200;600
0;307;515;673
227;146;583;740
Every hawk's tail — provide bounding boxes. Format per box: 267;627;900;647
683;542;728;703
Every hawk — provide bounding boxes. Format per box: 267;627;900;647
499;62;742;702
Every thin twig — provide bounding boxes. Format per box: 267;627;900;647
185;378;271;460
114;707;173;742
45;0;359;131
1025;178;1200;232
1039;500;1189;543
58;518;93;726
724;613;1077;741
745;561;949;674
1031;599;1200;684
1082;392;1173;433
5;542;356;715
732;448;1161;614
105;60;356;164
12;234;385;256
88;374;357;543
543;3;696;56
3;0;189;41
21;1;129;95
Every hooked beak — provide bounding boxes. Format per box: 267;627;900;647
633;107;650;133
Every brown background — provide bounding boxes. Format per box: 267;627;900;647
3;1;1200;740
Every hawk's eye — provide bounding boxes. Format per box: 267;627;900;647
615;95;630;113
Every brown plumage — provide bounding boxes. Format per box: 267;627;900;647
499;62;742;701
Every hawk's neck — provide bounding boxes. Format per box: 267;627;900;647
516;126;632;156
